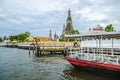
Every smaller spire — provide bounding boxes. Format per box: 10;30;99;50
63;25;65;30
69;8;70;11
68;8;71;18
55;32;57;35
49;29;52;40
54;32;58;41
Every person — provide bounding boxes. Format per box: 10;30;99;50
73;42;78;48
35;40;38;45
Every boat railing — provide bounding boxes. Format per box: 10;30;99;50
80;47;120;55
67;48;120;65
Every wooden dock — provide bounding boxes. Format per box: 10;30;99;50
29;41;74;55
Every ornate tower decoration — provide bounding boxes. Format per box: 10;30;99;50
65;8;74;34
54;32;58;41
61;9;74;39
49;29;52;40
61;25;66;39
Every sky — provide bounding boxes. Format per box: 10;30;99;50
0;0;120;37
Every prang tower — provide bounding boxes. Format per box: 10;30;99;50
65;8;74;34
61;9;74;39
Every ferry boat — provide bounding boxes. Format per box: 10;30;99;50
64;32;120;78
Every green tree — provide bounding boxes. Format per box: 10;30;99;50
105;24;114;32
0;37;3;42
10;35;18;42
66;30;80;42
59;38;64;42
25;31;30;37
10;31;31;42
71;30;80;34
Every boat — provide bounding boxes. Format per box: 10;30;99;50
64;32;120;78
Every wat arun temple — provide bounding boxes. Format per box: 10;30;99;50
61;9;74;39
49;9;74;41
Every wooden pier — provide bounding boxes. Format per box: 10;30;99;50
29;41;74;55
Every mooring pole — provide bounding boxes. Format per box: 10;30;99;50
29;44;31;54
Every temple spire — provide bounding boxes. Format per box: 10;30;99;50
61;9;74;39
49;29;52;40
65;8;74;34
68;8;71;18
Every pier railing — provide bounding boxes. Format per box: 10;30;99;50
36;41;74;51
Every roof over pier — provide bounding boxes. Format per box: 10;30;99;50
65;32;120;39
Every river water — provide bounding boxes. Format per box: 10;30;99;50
0;47;117;80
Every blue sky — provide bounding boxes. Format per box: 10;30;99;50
0;0;120;37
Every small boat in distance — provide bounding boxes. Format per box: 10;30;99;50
64;32;120;78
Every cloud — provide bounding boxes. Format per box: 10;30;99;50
76;7;108;21
0;0;120;37
7;18;22;24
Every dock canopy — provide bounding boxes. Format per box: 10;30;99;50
65;32;120;39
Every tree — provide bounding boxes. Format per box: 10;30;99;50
71;30;80;34
105;24;114;32
18;33;28;42
66;30;80;42
9;31;31;42
10;35;18;41
25;31;30;37
0;37;3;42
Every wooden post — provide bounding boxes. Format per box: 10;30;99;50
29;45;31;54
54;42;56;54
43;43;44;54
33;44;35;53
39;44;41;55
35;45;38;55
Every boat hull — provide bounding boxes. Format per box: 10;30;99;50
65;56;120;78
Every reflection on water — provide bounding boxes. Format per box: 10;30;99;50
64;69;118;80
0;47;117;80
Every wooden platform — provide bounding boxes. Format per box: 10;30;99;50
29;41;74;54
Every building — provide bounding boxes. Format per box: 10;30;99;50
92;24;104;32
61;25;66;39
32;37;51;41
54;32;58;41
49;29;52;40
61;9;74;39
48;9;74;40
39;37;50;41
88;24;104;33
65;9;74;34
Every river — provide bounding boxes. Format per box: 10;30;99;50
0;47;117;80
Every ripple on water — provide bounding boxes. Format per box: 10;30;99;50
0;48;118;80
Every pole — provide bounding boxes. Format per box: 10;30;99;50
29;44;31;54
81;37;82;59
95;38;98;61
98;37;101;62
111;38;114;55
96;38;98;53
83;40;85;53
101;36;104;62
